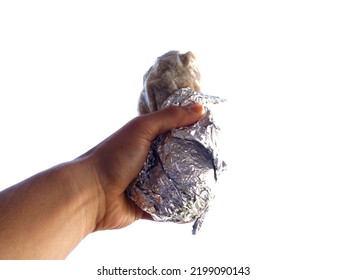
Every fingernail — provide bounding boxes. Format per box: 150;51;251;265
185;103;203;114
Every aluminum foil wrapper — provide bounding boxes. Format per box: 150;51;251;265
127;88;226;234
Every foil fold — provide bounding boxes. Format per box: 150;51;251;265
127;88;226;234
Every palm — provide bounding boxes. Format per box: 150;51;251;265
91;105;202;231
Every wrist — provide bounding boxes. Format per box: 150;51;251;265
68;155;106;234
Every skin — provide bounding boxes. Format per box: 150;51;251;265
0;104;203;260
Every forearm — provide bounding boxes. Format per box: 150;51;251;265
0;158;101;259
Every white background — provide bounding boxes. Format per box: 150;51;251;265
0;0;346;279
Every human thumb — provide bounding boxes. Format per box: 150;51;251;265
143;103;203;141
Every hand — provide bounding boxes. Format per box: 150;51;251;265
85;104;203;231
0;103;202;259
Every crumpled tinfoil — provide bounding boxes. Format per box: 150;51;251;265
127;88;226;234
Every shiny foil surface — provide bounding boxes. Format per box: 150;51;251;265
127;88;226;234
